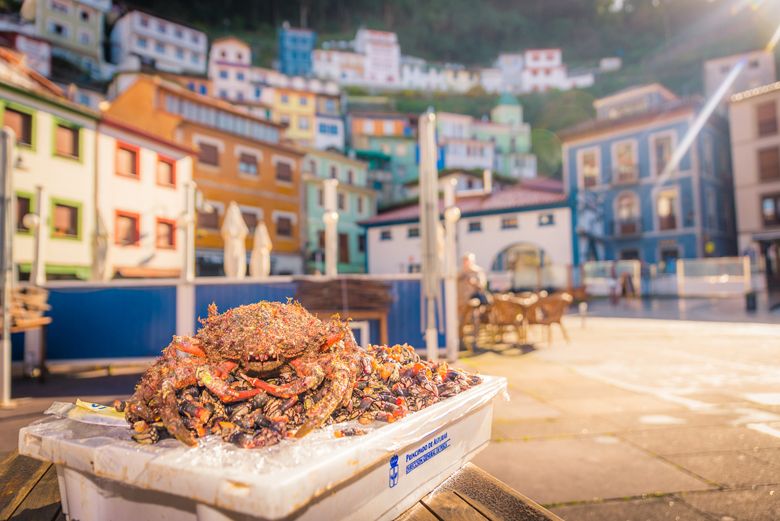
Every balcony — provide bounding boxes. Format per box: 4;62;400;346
613;165;639;185
658;214;677;231
613;218;641;237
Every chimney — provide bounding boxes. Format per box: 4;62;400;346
483;169;493;194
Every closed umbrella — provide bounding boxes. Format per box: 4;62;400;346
249;221;272;278
418;110;442;361
221;202;248;279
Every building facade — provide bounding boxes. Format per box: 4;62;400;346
0;31;51;76
1;49;98;279
362;183;572;278
208;37;252;102
110;10;208;75
314;92;344;151
353;28;401;87
562;84;737;267
278;23;315;77
302;148;375;273
105;76;306;274
704;50;776;106
96;117;194;278
729;82;780;289
29;0;110;77
272;87;316;145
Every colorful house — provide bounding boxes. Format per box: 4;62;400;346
95;116;194;278
27;0;111;78
272;87;316;146
278;23;315;77
105;75;306;275
301;148;375;273
0;48;98;279
561;84;737;267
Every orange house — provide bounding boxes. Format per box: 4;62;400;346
105;75;305;275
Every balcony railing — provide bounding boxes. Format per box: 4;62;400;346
658;214;677;231
613;165;639;185
613;218;641;237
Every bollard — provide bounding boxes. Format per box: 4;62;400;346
745;291;757;312
578;301;588;329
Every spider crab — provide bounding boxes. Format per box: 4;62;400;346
122;300;365;446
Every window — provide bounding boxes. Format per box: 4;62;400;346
174;28;183;39
299;96;308;106
198;208;219;229
380;229;392;241
281;94;289;104
51;0;68;13
237;72;245;81
756;101;777;136
176;47;184;59
78;30;90;45
657;190;678;231
299;116;310;130
614;141;637;183
317;188;324;207
579;149;599;188
156;219;175;249
54;123;79;159
538;213;555;226
358;234;366;253
115;212;140;246
407;226;420;238
16;194;31;232
339;233;350;263
616;192;640;235
620;249;640;261
199;85;207;95
500;216;518;229
157;21;166;33
337;192;346;210
653;134;673;176
241;211;258;231
276;216;293;237
382;121;394;134
362;120;373;133
219;70;228;79
4;107;33;147
155;41;165;54
157;157;175;186
468;220;482;232
239;153;258;176
139;16;149;27
758;147;780;181
116;144;139;178
330;166;338;179
308;159;317;175
198;142;219;166
276;161;293;182
49;22;67;37
137;37;147;48
191;53;199;64
357;195;364;214
761;193;780;227
52;202;79;238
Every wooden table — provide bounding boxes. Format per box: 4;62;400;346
0;452;559;521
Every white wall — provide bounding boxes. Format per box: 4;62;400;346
367;206;573;274
208;39;252;101
96;125;193;276
314;115;345;151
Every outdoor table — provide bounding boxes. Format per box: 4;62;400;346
0;451;560;521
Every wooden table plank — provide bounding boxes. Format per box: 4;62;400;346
421;489;489;521
0;454;51;520
395;502;439;521
438;464;562;521
9;465;61;521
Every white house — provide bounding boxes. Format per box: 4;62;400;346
208;37;252;102
1;48;98;280
110;10;207;75
522;49;568;92
362;180;572;281
495;53;524;93
96;117;194;278
354;28;401;87
0;30;51;76
401;56;447;91
312;49;366;84
479;67;503;94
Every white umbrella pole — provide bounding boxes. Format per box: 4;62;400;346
183;182;196;283
1;129;15;407
419;111;440;362
443;178;461;362
30;185;46;287
323;179;339;277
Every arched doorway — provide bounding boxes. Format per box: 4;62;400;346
491;242;548;290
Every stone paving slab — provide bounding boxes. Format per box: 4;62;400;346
473;435;711;505
665;451;780;487
681;485;780;521
618;425;780;455
750;447;780;467
545;394;684;416
492;416;618;441
492;386;561;421
551;496;712;521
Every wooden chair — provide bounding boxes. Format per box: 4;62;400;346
486;294;526;345
527;291;573;345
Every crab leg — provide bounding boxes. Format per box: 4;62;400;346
195;366;265;403
172;336;207;358
294;362;351;438
241;359;326;398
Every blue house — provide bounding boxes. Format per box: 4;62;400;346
278;23;315;77
561;83;737;267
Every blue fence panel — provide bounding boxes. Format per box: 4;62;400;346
385;279;445;348
195;281;298;329
45;285;177;359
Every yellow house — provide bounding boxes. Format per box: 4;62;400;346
273;87;316;146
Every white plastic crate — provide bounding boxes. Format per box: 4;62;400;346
19;375;506;521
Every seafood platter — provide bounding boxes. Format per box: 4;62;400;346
19;301;507;521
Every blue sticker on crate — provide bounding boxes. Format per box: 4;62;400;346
404;432;450;475
389;454;399;488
